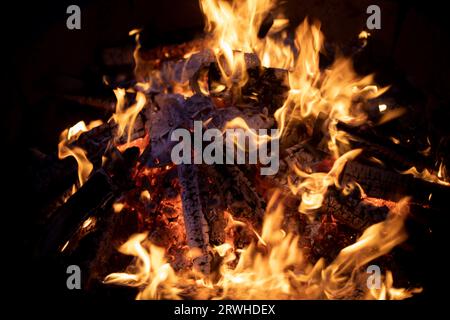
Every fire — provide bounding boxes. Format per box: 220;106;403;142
113;202;125;213
401;166;450;186
201;0;270;88
323;197;411;299
104;195;419;299
288;149;362;215
274;20;388;157
203;0;387;160
438;161;447;180
111;88;146;144
58;120;102;188
200;0;294;90
104;232;181;299
48;0;437;300
358;30;371;39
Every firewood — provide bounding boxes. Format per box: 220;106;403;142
342;160;450;206
39;169;116;255
139;38;206;65
323;188;390;230
262;145;399;231
142;93;187;167
69;110;148;166
225;165;266;222
336;121;433;169
341;161;410;201
197;165;228;246
177;164;212;274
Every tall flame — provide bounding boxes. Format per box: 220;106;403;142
273;20;388;157
111;89;146;144
201;0;292;89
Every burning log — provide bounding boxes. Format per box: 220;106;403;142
263;144;399;231
341;161;410;201
323;188;390;231
263;177;392;232
64;109;148;167
139;91;275;269
336;121;434;170
197;165;228;246
225;165;266;222
177;164;212;274
206;54;289;112
341;159;450;206
39;146;140;256
39;169;116;255
138;38;206;66
142;93;186;167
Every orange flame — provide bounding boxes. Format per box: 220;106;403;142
104;195;419;299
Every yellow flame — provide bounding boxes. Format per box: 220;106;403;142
358;30;371;39
113;202;125;213
111;89;146;144
82;216;96;229
289;149;362;215
401;166;450;186
200;0;293;89
104;232;181;299
58;120;102;188
60;241;70;253
273;20;388;157
378;104;387;112
200;0;387;161
141;190;151;201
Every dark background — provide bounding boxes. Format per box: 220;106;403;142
3;0;450;304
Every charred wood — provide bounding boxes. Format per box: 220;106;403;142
177;164;212;274
39;169;116;255
337;121;433;170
